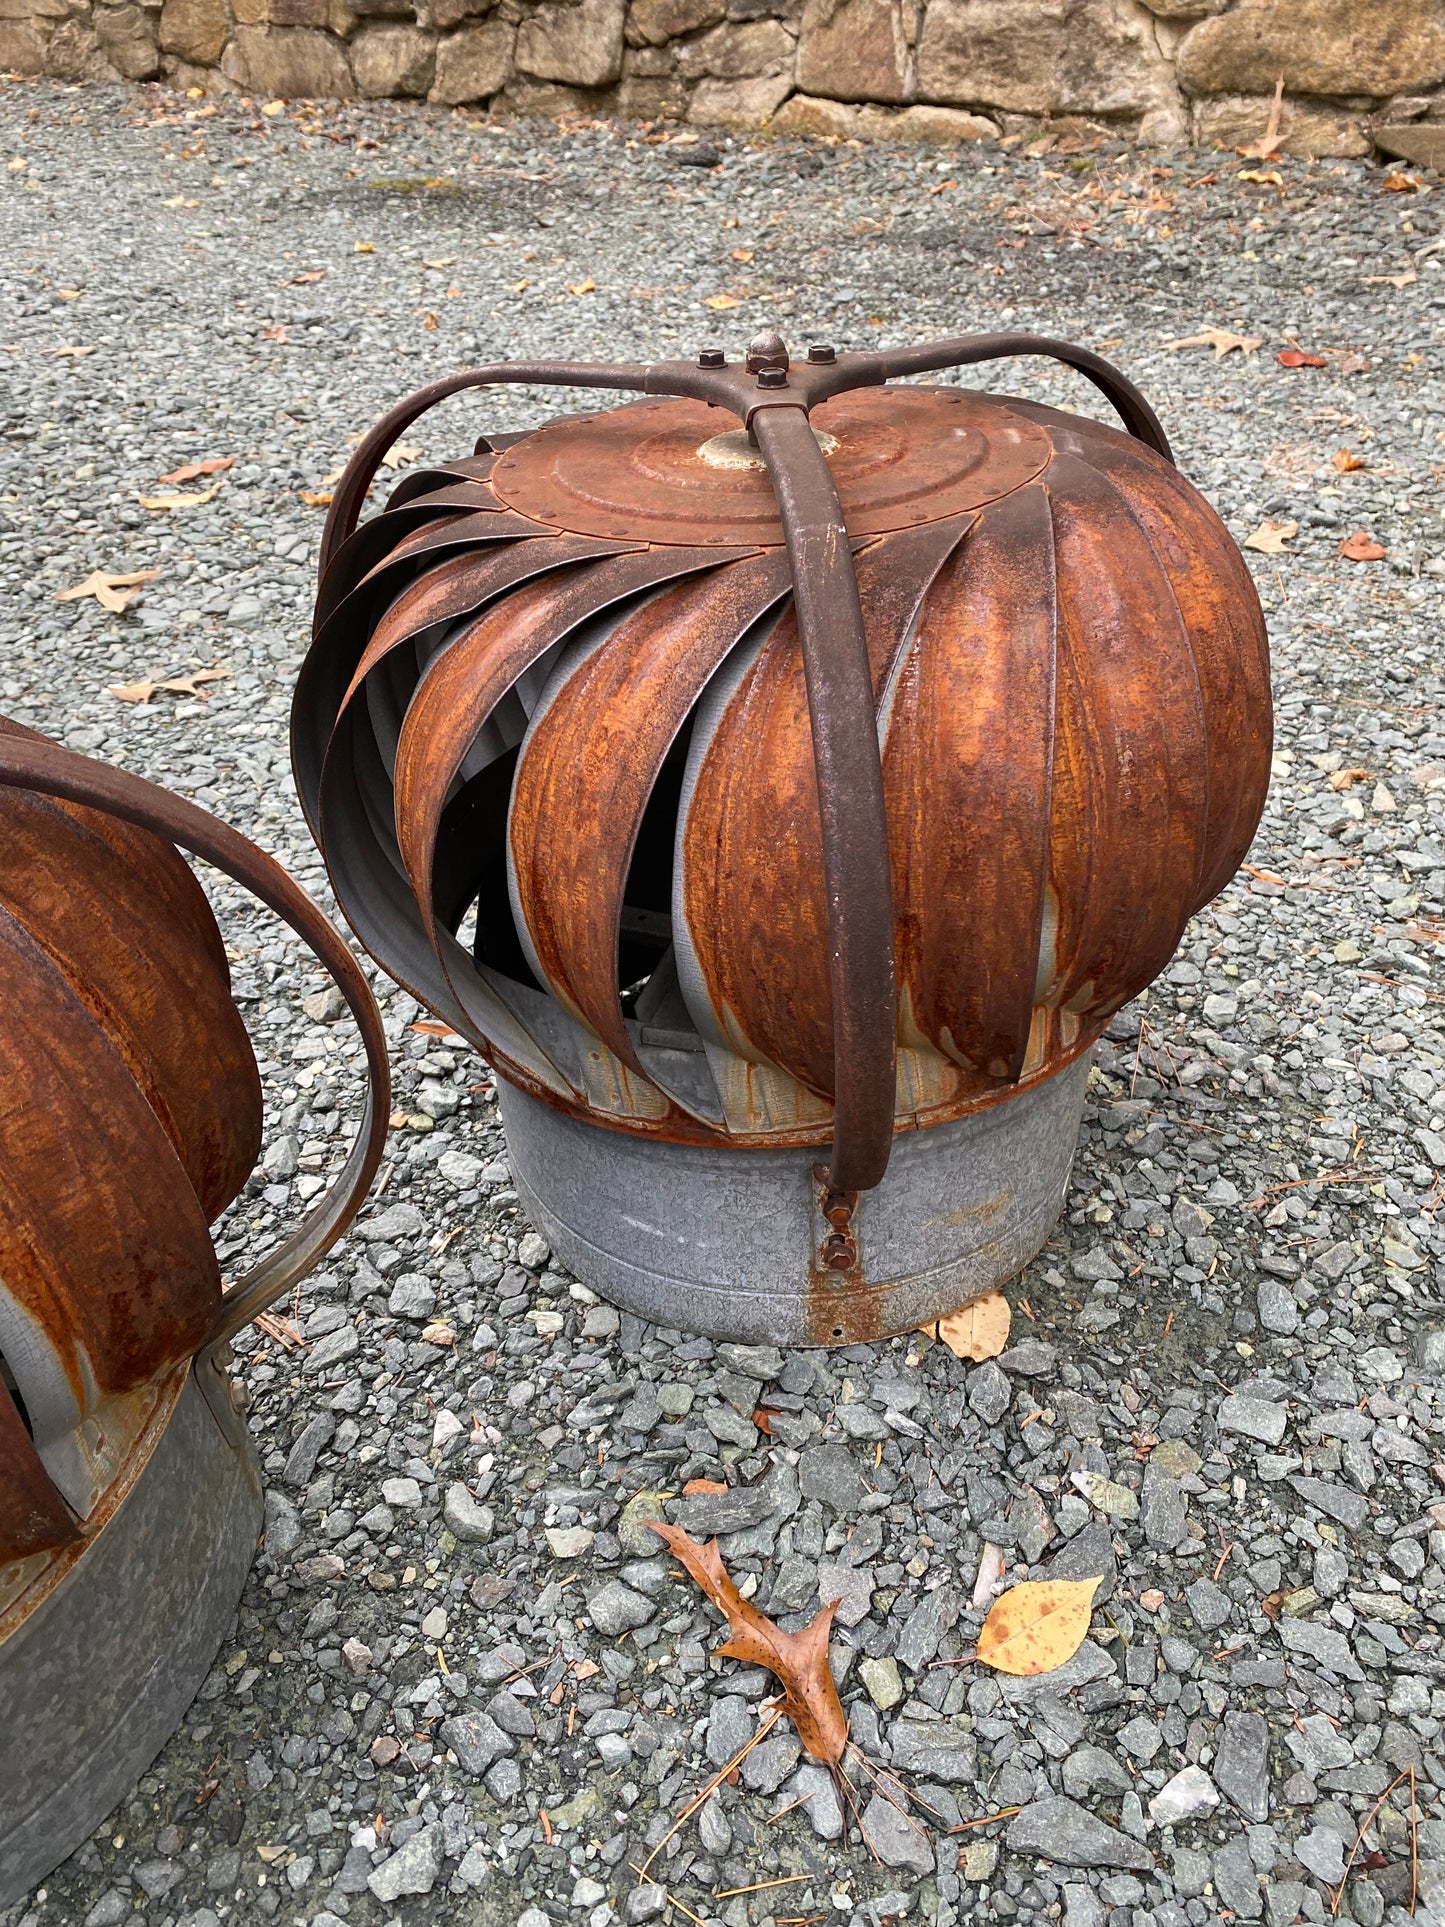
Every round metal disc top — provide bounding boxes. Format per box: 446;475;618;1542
488;386;1055;546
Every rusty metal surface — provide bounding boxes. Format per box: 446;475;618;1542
497;1047;1091;1349
0;770;262;1222
506;553;793;1078
0;724;388;1571
0;728;390;1906
488;388;1053;547
297;330;1268;1221
0;1381;80;1566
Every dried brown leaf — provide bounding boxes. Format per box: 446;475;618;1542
1236;76;1285;159
108;667;230;704
1339;529;1387;562
157;455;234;485
135;484;221;511
919;1289;1011;1361
646;1522;847;1765
1165;327;1263;359
1243;518;1297;555
54;567;158;612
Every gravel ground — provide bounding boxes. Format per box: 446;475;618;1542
3;76;1445;1927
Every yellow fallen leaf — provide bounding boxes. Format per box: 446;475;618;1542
1237;169;1284;188
51;345;94;358
57;288;81;300
1364;269;1417;289
1327;766;1371;791
567;277;596;296
7;157;27;172
731;247;754;263
976;1576;1102;1677
354;240;374;254
1164;328;1263;359
301;489;333;507
918;1289;1011;1362
136;484;221;510
706;292;741;310
261;99;285;117
1243;518;1297;555
421;310;438;330
421;256;456;269
162;195;200;208
510;278;529;293
1332;446;1368;473
55;567;158;613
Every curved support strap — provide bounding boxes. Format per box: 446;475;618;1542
0;736;390;1354
319;334;1171;577
751;406;897;1193
319;361;653;574
854;333;1174;465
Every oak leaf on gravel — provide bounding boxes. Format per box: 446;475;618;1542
1164;328;1262;359
1243;519;1297;555
646;1521;847;1765
108;667;230;703
976;1576;1102;1677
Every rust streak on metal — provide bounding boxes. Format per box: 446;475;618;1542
0;1382;80;1563
509;553;791;1066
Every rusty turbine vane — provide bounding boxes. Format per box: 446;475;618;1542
295;327;1271;1347
0;721;388;1906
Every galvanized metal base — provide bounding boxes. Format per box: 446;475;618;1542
499;1050;1091;1347
0;1362;261;1908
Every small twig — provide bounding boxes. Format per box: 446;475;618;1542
766;1796;811;1825
1245;1166;1382;1208
847;1744;953;1824
1213;1531;1237;1583
714;1872;814;1899
1329;1766;1414;1916
845;1744;938;1853
637;1709;782;1885
949;1806;1021;1834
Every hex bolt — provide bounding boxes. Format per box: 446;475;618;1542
807;343;836;364
757;367;788;389
697;347;726;368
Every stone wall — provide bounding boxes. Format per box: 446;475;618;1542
3;0;1445;159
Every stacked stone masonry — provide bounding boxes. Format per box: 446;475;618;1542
2;0;1444;157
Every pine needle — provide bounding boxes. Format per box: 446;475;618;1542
635;1707;781;1885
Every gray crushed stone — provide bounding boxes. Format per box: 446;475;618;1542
2;74;1445;1927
